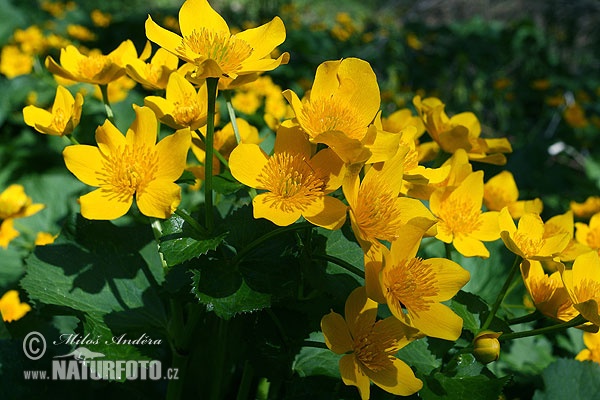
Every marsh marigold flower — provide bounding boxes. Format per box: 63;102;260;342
499;208;571;261
483;170;543;219
45;40;145;85
559;251;600;326
575;212;600;256
284;58;398;165
63;106;191;220
0;184;44;221
321;287;423;399
126;48;179;90
378;231;470;340
144;72;208;130
23;85;83;136
0;290;31;322
576;330;600;363
229;125;347;228
145;0;289;87
429;170;500;258
0;45;34;79
570;196;600;218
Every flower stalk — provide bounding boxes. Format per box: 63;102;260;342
204;77;219;232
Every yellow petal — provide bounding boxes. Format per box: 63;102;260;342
427;258;470;301
365;246;386;304
303;196;347;230
235;16;285;59
499;207;517;235
79;188;132;220
145;16;190;62
273;124;311;158
309;148;345;192
96;119;126;157
63;145;104;187
517;213;545;241
179;0;229;37
127;105;158;148
0;219;20;248
345;286;377;339
454;235;490;258
155;128;191;180
583;331;600;349
144;95;173;120
321;311;353;354
167;72;198;106
472;211;500;241
362;145;407;197
363;127;401;164
252;193;301;226
23;106;53;133
339;354;371;400
363;357;423;397
310;60;342;100
410;302;464;341
136;180;181;219
53;85;75;114
572;251;600;291
334;58;380;127
229;143;269;188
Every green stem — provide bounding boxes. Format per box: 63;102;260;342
174;208;208;236
481;254;522;330
210;318;228;400
204;77;219;232
301;340;329;349
499;315;588;341
506;310;543;325
193;129;230;170
99;84;115;124
65;134;80;145
231;222;313;265
223;91;241;144
235;360;254;400
444;242;453;260
311;253;365;279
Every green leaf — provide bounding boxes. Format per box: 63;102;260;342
175;169;198;185
397;338;442;375
533;359;600;400
420;372;510;400
293;332;341;379
192;269;270;319
449;291;490;334
158;212;228;267
212;170;245;195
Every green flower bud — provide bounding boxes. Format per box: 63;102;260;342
473;331;501;364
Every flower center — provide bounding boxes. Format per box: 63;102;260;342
352;316;398;372
98;145;159;200
528;276;558;304
143;63;163;85
299;97;366;140
172;98;203;127
78;54;112;78
575;279;600;304
52;108;67;132
437;197;482;236
256;152;326;213
402;144;420;172
513;232;544;258
353;182;403;243
586;228;600;250
179;28;253;76
383;258;438;316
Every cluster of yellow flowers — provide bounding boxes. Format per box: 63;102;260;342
7;0;600;396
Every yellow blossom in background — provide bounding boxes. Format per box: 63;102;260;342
571;196;600;218
41;0;70;18
232;91;261;115
35;232;58;246
343;144;437;252
23;85;84;136
91;9;112;28
144;72;208;130
414;96;512;165
145;0;289;87
46;33;72;50
559;251;600;327
126;48;179;90
575;212;600;255
13;26;47;55
564;103;588;128
284;58;398;165
67;24;97;42
429;170;500;258
0;45;34;79
63;106;191;220
93;75;137;103
483;170;543;218
45;40;144;85
531;79;551;90
0;220;20;249
520;259;579;323
0;184;44;221
0;290;31;322
379;228;470;340
229;125;347;229
321;287;423;399
406;33;423;50
576;331;600;363
499;208;571;261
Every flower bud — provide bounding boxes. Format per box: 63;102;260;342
473;331;501;364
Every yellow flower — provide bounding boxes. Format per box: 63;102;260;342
499;208;571;261
520;259;579;322
145;0;289;85
344;145;437;252
23;85;83;136
45;40;143;85
67;24;97;41
283;58;398;165
321;286;423;399
413;96;512;165
0;220;19;249
378;232;470;340
483;170;543;218
144;72;208;130
0;45;34;79
563;103;588;128
559;251;600;326
429;171;500;258
63;106;191;220
229;125;347;228
126;48;179;90
575;212;600;255
545;210;591;262
13;26;47;55
0;184;44;220
35;231;58;246
576;330;600;363
90;9;112;28
571;196;600;218
0;290;31;322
